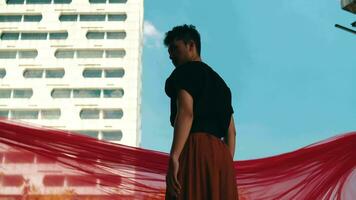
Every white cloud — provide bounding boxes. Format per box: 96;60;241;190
144;20;162;38
143;20;163;48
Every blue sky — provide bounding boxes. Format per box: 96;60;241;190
140;0;356;161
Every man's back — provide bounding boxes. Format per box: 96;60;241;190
165;61;234;138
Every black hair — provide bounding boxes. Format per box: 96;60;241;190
164;24;201;56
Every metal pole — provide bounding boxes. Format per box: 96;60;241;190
335;24;356;34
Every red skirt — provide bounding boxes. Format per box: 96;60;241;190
165;132;239;200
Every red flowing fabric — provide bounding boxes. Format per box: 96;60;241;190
0;118;355;200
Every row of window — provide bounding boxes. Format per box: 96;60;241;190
80;109;123;119
1;32;67;40
0;15;42;22
24;69;65;78
0;108;123;119
59;14;127;22
0;89;33;98
0;31;126;40
6;0;127;4
0;50;37;59
0;88;124;98
55;49;126;58
35;68;123;78
0;14;127;22
0;68;124;79
82;68;125;78
51;88;124;98
0;109;60;119
0;49;126;59
86;31;127;39
70;130;123;141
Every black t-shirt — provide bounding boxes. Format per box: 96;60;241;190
165;61;234;139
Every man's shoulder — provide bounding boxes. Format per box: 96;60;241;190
200;63;230;89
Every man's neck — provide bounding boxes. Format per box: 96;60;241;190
175;57;202;68
191;55;202;62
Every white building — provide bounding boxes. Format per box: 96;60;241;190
0;0;144;147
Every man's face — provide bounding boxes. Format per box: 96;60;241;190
168;39;191;67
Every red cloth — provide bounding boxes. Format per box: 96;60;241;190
0;118;355;199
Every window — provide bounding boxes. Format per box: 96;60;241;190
103;89;124;98
89;0;106;3
13;89;33;98
83;69;102;78
18;50;38;59
23;69;43;78
49;32;68;40
107;14;127;21
0;69;5;78
80;14;106;21
75;130;99;138
73;89;101;98
11;110;39;119
53;0;72;3
26;0;51;4
1;33;20;40
0;110;9;118
0;15;22;22
45;69;65;78
6;0;25;4
23;15;42;22
41;109;60;119
80;109;100;119
55;50;74;58
104;69;124;78
102;130;122;141
59;14;77;22
21;32;47;40
106;31;126;39
0;51;17;59
51;89;71;98
102;109;123;119
0;89;11;98
86;32;105;39
105;50;125;58
77;50;104;58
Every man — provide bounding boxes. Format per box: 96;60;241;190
164;24;238;200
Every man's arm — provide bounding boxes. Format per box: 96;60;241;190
166;89;193;197
224;114;236;158
169;89;194;160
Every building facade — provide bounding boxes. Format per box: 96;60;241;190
0;0;144;147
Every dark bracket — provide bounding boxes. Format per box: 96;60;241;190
335;24;356;34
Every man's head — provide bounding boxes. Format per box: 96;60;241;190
164;24;201;67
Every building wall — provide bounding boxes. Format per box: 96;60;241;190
0;0;143;147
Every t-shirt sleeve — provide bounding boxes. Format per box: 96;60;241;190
165;65;204;99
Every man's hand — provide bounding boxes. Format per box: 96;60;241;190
166;157;181;197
